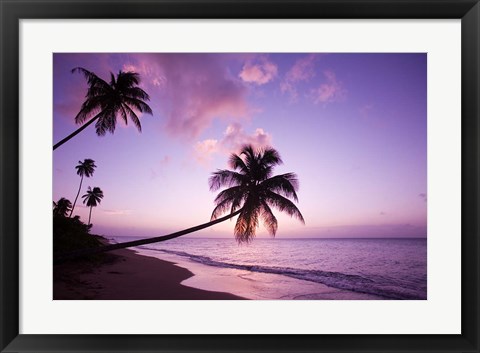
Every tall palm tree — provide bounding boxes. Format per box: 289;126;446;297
53;197;72;217
69;159;96;218
82;186;104;227
55;145;304;263
53;67;153;150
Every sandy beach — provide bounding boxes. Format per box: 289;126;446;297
53;243;245;300
54;236;388;300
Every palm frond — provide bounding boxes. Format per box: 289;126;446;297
94;110;115;136
124;87;151;101
234;202;259;243
71;67;110;89
74;99;103;124
116;71;141;87
265;191;305;224
209;170;246;191
122;104;142;132
211;186;245;220
119;106;129;126
123;97;153;115
259;201;278;236
228;153;249;173
260;147;283;167
260;173;299;201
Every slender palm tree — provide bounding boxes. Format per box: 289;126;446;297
53;197;72;217
69;159;97;217
55;145;304;263
53;67;153;150
82;187;104;227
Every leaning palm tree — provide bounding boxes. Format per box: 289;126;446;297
53;197;72;217
53;67;153;150
69;159;96;217
55;145;304;263
82;186;104;227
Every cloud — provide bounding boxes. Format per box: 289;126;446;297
239;56;278;85
311;70;346;105
194;123;273;164
222;123;272;152
124;54;251;139
280;54;317;101
102;209;133;216
194;139;219;164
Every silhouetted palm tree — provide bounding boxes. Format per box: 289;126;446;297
70;159;96;217
82;186;104;226
53;197;72;217
53;68;153;150
55;145;304;263
209;145;304;243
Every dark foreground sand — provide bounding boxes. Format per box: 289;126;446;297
53;246;245;300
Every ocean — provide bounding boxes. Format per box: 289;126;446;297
108;236;427;300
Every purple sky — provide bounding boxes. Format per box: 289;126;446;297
53;53;427;239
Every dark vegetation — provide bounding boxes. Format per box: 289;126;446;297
53;215;105;263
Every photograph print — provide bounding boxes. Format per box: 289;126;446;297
53;53;427;300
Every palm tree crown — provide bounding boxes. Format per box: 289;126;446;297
73;67;153;135
53;197;72;217
209;145;305;243
82;186;104;208
82;186;104;226
69;158;97;217
53;67;153;150
76;158;96;178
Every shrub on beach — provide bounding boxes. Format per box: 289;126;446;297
53;215;102;257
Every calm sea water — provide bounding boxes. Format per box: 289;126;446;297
109;236;427;300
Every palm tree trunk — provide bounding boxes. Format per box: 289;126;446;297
53;112;102;150
88;206;93;226
69;175;83;218
54;209;242;264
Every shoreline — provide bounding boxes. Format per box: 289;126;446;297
53;237;245;300
54;236;387;300
133;246;386;300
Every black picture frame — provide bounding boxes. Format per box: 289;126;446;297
1;0;479;352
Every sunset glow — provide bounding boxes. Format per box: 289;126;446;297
53;53;427;239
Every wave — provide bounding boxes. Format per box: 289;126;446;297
137;246;426;300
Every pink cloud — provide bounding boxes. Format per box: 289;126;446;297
194;123;273;164
194;139;219;164
311;71;346;105
123;54;251;139
280;54;317;101
102;209;133;216
239;57;278;85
